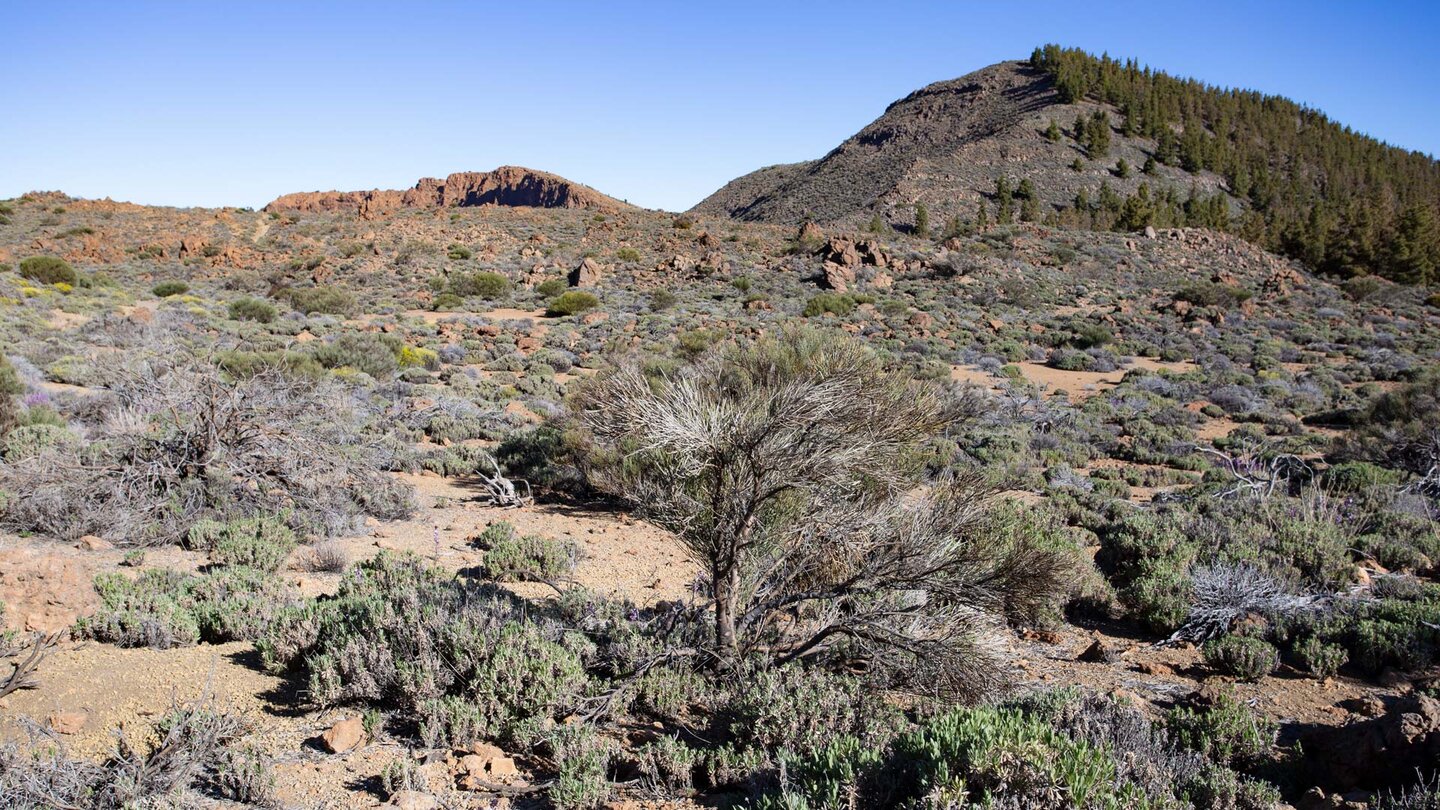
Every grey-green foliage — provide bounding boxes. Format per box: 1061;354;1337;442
472;521;577;582
189;516;297;572
77;565;298;649
257;552;588;747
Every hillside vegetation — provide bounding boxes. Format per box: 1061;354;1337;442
1031;44;1440;284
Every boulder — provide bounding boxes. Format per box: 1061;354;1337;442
821;262;854;292
798;221;825;245
569;257;602;287
820;237;861;267
1299;694;1440;792
321;716;365;753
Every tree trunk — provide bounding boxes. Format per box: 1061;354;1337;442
714;563;741;656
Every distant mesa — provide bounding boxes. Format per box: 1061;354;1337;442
264;166;631;217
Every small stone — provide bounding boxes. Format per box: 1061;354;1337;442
466;741;506;760
487;756;519;778
386;790;439;810
1076;640;1115;663
458;754;488;777
1354;695;1386;718
76;535;113;551
48;711;88;734
1021;628;1064;645
320;717;365;753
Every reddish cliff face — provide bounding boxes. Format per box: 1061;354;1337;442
264;167;629;217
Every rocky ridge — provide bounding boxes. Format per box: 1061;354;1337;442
265;166;633;219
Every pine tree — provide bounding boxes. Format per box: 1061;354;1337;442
1085;110;1112;158
1391;204;1440;285
1142;156;1157;175
994;178;1015;224
1116;159;1131;179
914;203;930;238
1044;119;1062;142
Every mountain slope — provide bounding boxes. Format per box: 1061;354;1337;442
265;166;634;218
695;48;1440;285
692;61;1230;232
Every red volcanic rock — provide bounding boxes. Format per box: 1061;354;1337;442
265;167;631;217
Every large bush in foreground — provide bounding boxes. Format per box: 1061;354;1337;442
571;328;1074;700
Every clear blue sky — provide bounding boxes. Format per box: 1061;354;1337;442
3;1;1437;212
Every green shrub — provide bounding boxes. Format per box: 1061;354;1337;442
446;243;473;260
616;247;642;263
289;286;356;316
802;293;856;317
1295;635;1348;679
1324;460;1404;493
540;723;615;808
450;271;511;299
1097;512;1198;634
472;522;577;582
1427;291;1440;309
889;705;1135;808
1202;635;1279;681
548;291;599;317
258;552;587;744
648;289;678;311
189;517;297;572
1049;348;1093;371
1174;283;1252;308
431;292;463;310
536;278;568;298
18;256;77;285
228;297;278;323
2;423;77;460
1072;323;1112;348
310;333;399;378
78;566;295;649
1164;691;1277;767
152;280;190;297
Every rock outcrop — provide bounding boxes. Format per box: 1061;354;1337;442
1299;694;1440;792
266;166;632;218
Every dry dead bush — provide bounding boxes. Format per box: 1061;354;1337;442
572;328;1074;701
0;355;414;545
0;701;275;808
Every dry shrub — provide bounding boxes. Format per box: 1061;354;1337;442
0;356;414;545
571;327;1075;701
